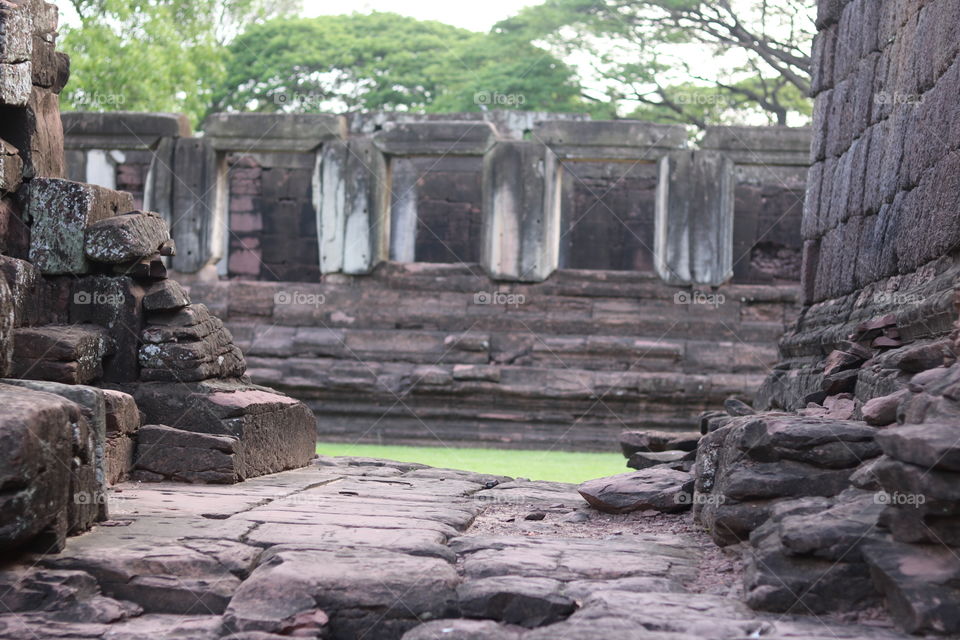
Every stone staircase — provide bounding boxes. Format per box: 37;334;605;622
190;263;799;450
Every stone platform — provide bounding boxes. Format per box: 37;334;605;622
0;457;911;640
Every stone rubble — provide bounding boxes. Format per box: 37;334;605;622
0;0;315;559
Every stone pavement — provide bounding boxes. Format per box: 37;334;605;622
0;457;915;640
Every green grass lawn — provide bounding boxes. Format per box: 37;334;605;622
316;443;626;483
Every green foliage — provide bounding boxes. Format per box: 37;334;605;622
495;0;816;128
60;0;300;126
213;13;588;115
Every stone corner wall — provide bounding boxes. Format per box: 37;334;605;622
0;0;316;557
693;2;960;634
760;0;960;411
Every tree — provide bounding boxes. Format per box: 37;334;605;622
495;0;816;127
212;13;590;115
60;0;300;126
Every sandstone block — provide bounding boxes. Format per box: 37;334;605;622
27;179;134;274
0;139;22;193
0;5;32;63
10;324;113;384
0;60;30;105
142;279;190;312
131;380;316;481
84;211;170;264
578;468;694;514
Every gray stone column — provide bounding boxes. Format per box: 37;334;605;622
654;150;735;286
481;141;562;282
314;139;389;275
170;138;225;273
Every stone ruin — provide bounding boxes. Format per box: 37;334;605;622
575;0;960;635
59;109;810;450
0;0;315;554
2;0;960;637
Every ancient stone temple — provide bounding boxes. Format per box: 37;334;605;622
0;0;315;555
3;0;959;638
60;110;810;450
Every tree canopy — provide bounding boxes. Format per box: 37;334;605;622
212;13;588;115
494;0;815;127
60;0;300;125
59;0;815;127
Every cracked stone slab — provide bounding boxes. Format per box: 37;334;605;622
84;211;171;264
40;539;244;614
224;544;459;640
457;576;577;627
246;523;453;559
451;535;698;583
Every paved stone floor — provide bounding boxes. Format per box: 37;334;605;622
0;457;916;639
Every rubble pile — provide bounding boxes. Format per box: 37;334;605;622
0;0;315;556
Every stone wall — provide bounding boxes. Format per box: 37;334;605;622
760;0;960;410
57;112;810;449
188;264;798;450
62;112;810;286
0;0;315;556
686;1;960;634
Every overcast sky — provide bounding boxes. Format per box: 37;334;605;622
300;0;540;31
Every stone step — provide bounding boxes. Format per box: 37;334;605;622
10;324;114;384
24;177;135;275
862;540;960;635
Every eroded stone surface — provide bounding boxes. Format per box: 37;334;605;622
0;457;916;640
578;468;694;514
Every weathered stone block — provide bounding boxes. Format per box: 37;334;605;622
0;139;22;194
70;276;146;381
0;383;78;552
102;388;139;437
314;138;389;275
134;424;238;484
0;60;29;106
862;541;960;636
203;113;346;151
373;121;496;156
23;86;65;178
481;141;561;282
84;211;170;264
578;468;694;514
744;490;885;614
0;5;32;64
170;138;224;273
132;379;316;481
142;279;190;312
10;324;113;384
27;178;134;274
654;150;734;286
533;120;687;159
0;379;108;538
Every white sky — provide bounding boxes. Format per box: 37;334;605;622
299;0;541;31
